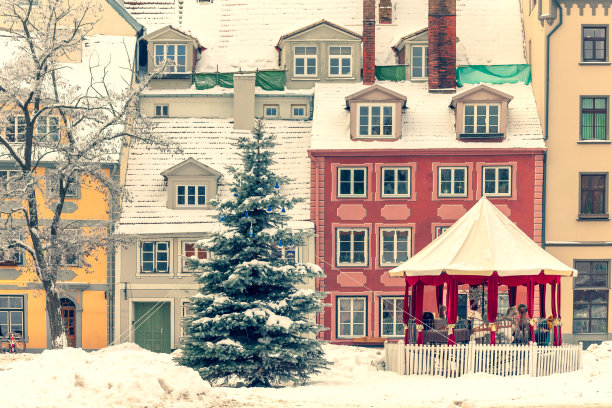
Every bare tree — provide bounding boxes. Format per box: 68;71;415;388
0;0;171;348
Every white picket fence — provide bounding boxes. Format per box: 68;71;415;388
384;341;582;378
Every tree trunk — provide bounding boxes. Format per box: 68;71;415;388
44;284;67;349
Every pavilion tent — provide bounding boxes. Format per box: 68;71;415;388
390;197;576;346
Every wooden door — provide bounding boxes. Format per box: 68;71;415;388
60;298;76;347
134;302;171;353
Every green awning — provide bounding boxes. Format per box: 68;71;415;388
456;64;531;87
256;71;285;91
194;71;286;90
375;65;406;81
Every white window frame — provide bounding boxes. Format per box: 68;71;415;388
6;115;26;143
263;105;279;119
180;240;208;273
434;226;450;238
176;184;206;207
36;115;60;141
328;46;352;77
180;299;192;339
380;296;404;338
291;104;307;119
379;227;412;266
0;230;24;267
411;45;428;79
357;103;395;138
154;43;187;73
482;165;512;197
381;167;411;198
154;104;169;117
61;229;80;267
337;167;367;198
140;241;170;274
463;103;501;134
438;166;468;198
294;46;317;77
0;170;19;191
336;228;368;267
0;295;25;337
337;296;367;339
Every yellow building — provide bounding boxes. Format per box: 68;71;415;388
522;0;612;346
0;0;141;351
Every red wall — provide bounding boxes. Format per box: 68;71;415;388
309;149;545;343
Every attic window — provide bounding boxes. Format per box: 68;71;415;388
358;104;394;138
464;104;500;134
154;44;187;73
177;185;206;207
198;0;212;3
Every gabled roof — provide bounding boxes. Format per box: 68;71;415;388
389;197;577;277
450;84;514;107
161;157;222;178
392;27;428;50
105;0;144;33
345;84;407;108
143;25;202;48
277;20;362;48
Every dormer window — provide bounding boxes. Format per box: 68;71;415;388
161;158;221;210
154;44;187;73
294;46;317;77
359;104;394;137
177;185;206;206
451;85;513;141
329;46;352;76
464;103;500;134
411;45;428;79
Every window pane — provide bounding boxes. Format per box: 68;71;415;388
353;298;365;311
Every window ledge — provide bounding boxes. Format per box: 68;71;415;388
578;140;611;144
577;214;610;221
292;77;319;81
579;61;611;66
154;73;192;79
459;133;505;141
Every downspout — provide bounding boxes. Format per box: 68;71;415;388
543;0;563;249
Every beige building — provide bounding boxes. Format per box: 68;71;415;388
522;0;612;346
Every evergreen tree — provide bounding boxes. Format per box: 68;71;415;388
177;121;329;386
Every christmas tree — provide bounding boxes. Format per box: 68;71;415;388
177;120;329;386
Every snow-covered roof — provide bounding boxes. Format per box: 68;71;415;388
310;81;545;151
118;118;313;234
124;0;525;72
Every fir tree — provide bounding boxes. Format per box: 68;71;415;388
177;120;329;386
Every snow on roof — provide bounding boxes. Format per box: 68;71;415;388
118;118;313;234
310;81;544;151
125;0;525;72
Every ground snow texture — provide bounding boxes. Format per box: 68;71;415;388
1;342;612;407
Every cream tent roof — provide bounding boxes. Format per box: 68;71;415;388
390;197;577;278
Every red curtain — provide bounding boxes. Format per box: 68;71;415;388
487;273;499;345
403;283;410;344
527;279;535;343
508;286;517;307
539;284;547;318
446;278;458;345
414;281;425;345
557;278;562;345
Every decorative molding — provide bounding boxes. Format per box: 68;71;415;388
337;271;367;287
380;271;404;287
0;269;22;280
558;1;611;16
437;204;467;220
336;204;367;220
58;269;77;281
495;204;511;217
380;204;411;220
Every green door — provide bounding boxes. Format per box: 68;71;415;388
134;302;171;353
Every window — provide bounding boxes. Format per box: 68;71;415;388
180;300;192;338
141;241;169;273
6;115;25;143
581;97;607;140
61;229;79;266
182;242;207;272
381;167;410;197
329;46;352;76
291;105;306;119
411;45;428;79
0;170;19;191
336;228;368;266
434;226;450;238
358;104;394;137
154;105;169;117
582;26;607;62
580;173;607;218
337;167;367;197
438;167;468;197
483;166;511;197
380;297;404;337
0;295;24;336
37;116;59;142
0;245;23;267
464;104;500;134
574;260;609;334
273;245;297;263
294;46;317;77
47;170;79;198
263;105;279;119
379;228;411;266
154;44;187;73
337;296;366;338
177;185;206;207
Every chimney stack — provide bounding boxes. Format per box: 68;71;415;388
233;73;256;130
428;0;456;92
362;0;376;85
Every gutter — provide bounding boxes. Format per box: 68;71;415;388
542;150;547;249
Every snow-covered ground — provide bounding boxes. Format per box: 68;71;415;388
1;342;612;408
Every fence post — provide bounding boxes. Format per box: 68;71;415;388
468;340;475;374
578;342;583;370
399;340;406;375
384;340;389;372
529;341;537;377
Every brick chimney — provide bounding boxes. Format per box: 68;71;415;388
428;0;456;92
363;0;376;85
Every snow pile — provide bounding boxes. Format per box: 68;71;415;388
0;343;215;408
